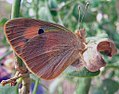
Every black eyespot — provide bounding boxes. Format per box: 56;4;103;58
38;28;44;34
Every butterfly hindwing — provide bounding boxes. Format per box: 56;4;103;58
21;31;81;79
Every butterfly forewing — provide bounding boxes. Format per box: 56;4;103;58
4;18;70;56
4;18;82;80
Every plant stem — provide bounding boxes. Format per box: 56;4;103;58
11;0;30;94
76;78;91;94
11;0;23;66
32;78;40;94
11;0;23;69
35;0;39;19
11;0;21;18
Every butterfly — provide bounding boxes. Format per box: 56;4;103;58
4;18;104;80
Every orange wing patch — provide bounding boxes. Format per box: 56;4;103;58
23;26;39;39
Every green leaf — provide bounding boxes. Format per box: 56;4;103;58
2;36;8;45
0;18;8;26
0;84;18;94
48;0;58;16
102;79;119;94
66;67;100;78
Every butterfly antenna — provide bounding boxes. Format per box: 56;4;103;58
78;1;90;29
77;5;81;29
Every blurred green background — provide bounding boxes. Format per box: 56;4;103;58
0;0;119;94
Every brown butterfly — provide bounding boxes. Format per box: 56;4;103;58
4;18;88;80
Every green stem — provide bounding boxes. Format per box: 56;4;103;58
11;0;30;94
11;0;23;66
35;0;39;19
11;1;22;94
76;78;91;94
15;83;20;94
32;78;40;94
11;0;21;18
106;65;119;70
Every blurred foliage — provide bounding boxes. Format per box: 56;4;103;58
90;79;119;94
0;0;119;94
0;84;18;94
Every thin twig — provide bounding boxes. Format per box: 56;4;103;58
1;75;22;86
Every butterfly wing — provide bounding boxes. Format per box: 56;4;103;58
4;18;83;80
21;31;81;79
4;18;70;56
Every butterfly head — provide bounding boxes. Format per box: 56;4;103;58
75;29;86;42
75;29;87;54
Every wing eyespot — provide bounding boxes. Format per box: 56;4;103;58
38;28;44;34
